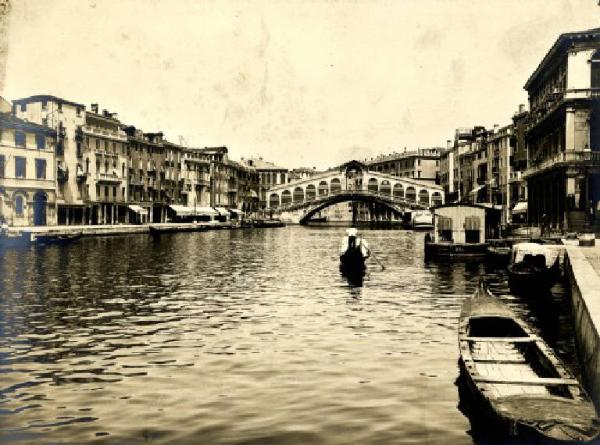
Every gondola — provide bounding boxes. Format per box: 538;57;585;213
508;242;561;293
458;280;600;443
32;232;83;245
339;229;369;276
252;218;285;228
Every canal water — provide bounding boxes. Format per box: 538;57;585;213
0;226;577;444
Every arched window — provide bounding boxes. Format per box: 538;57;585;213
367;178;378;193
281;190;292;205
293;187;304;202
393;183;404;199
419;189;429;205
380;180;391;196
318;181;328;196
269;194;280;208
330;178;342;193
86;158;90;173
432;192;443;206
405;187;416;202
306;184;316;200
14;195;24;216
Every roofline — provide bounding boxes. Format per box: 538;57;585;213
12;95;85;108
431;202;501;212
524;28;600;90
0;114;57;135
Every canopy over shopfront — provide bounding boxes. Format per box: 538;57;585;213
512;201;528;215
169;205;218;217
128;205;147;215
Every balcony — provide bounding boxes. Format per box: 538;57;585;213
528;88;600;131
523;150;600;178
96;172;122;184
57;164;68;182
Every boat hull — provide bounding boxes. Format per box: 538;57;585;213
424;241;488;260
458;281;600;443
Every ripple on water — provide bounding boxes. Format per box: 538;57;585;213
0;227;576;445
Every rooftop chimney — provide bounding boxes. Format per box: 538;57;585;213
91;103;99;114
518;104;525;114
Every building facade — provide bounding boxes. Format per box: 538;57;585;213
0;112;57;226
366;147;441;182
524;27;600;231
240;157;288;208
13;95;86;225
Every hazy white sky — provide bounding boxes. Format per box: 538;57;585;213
2;0;600;169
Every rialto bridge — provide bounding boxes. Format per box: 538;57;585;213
265;160;444;223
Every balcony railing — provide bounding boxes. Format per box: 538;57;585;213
96;172;122;184
523;150;600;178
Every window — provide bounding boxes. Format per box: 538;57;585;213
0;155;4;177
86;158;90;173
20;103;26;112
42;117;48;127
95;139;100;151
35;134;45;150
57;102;62;113
42;100;47;110
15;157;26;178
76;106;82;117
77;141;82;157
105;186;109;197
113;186;117;198
14;195;24;216
35;159;46;179
96;185;100;198
593;59;600;88
15;131;26;147
112;142;116;152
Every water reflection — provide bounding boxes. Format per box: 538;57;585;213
0;227;577;445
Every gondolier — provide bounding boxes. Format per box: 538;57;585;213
339;228;370;275
340;228;370;259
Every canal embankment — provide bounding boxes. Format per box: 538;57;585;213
5;221;242;238
564;243;600;410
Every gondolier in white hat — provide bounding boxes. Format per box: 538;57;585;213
340;227;370;258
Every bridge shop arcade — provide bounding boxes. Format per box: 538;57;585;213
264;160;444;224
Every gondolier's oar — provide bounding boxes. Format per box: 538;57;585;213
370;251;386;271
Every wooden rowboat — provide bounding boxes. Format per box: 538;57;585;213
458;280;600;442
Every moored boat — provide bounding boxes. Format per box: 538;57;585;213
486;240;512;264
32;232;82;245
411;211;433;231
507;242;561;293
424;204;501;261
149;222;208;234
458;280;600;443
253;218;285;228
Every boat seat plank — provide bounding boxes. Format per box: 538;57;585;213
472;357;527;364
472;376;579;386
465;336;537;343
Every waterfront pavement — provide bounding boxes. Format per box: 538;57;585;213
5;221;236;237
564;241;600;409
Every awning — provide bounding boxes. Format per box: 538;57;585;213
196;206;218;216
129;205;147;215
170;205;218;216
169;205;195;216
214;207;229;216
469;184;485;195
512;201;528;215
249;190;259;198
229;208;243;216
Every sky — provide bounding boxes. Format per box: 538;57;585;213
1;0;600;169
